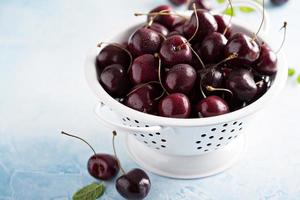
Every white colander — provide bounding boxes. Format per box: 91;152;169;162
85;1;287;179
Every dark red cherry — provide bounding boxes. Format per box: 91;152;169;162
147;23;169;36
128;28;162;57
200;32;227;64
100;64;129;97
254;79;269;100
164;64;196;94
183;10;218;42
271;0;288;5
149;5;185;29
201;68;224;88
129;54;158;85
169;0;188;6
125;84;158;114
214;15;232;38
226;69;257;101
96;44;129;70
196;95;229;117
116;168;151;200
159;35;192;66
188;0;211;10
158;93;191;118
224;33;260;65
254;44;277;75
87;154;119;181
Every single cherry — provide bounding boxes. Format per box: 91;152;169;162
96;44;130;70
125;84;158;114
183;10;217;42
61;131;119;180
158;93;191;118
224;33;260;65
188;0;211;10
200;32;228;64
128;27;162;57
146;22;169;37
100;64;129;97
226;69;257;101
164;64;196;94
201;68;224;89
129;54;158;85
113;131;151;200
214;15;232;38
254;44;277;75
196;95;229;117
148;5;185;29
159;35;192;66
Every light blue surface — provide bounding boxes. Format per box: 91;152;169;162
0;0;300;199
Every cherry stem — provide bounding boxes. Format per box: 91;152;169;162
188;3;199;42
252;0;265;41
61;131;96;155
112;131;126;175
223;0;233;35
206;85;233;96
154;53;170;95
147;17;154;27
126;81;161;96
96;42;133;74
134;11;187;19
188;43;206;69
255;80;264;87
212;53;238;68
276;21;287;54
200;78;207;98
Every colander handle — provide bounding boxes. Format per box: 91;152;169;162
94;103;162;133
212;0;269;36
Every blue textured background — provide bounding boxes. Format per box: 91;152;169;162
0;0;300;199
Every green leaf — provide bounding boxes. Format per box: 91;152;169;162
239;6;255;13
73;183;105;200
216;0;225;4
223;7;235;16
297;74;300;84
288;68;296;77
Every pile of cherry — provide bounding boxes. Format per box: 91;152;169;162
96;2;281;119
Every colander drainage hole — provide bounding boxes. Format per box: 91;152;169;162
201;134;206;137
204;149;209;152
144;141;148;144
228;136;232;140
155;132;160;135
209;136;214;139
239;127;243;131
211;128;216;131
196;141;201;144
239;122;243;126
234;135;238;138
161;145;166;148
221;129;226;132
122;118;126;122
216;144;221;147
207;143;212;146
134;120;139;123
161;139;166;142
152;141;156;144
140;134;145;137
219;137;223;140
197;147;202;150
145;125;149;127
233;121;238;125
231;129;235;132
126;117;130;121
223;123;228;127
149;133;153;136
156;147;160;150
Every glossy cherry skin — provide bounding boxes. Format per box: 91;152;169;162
200;32;227;64
226;69;257;101
159;35;192;66
158;93;191;118
149;5;185;29
128;28;162;57
164;64;196;94
188;0;211;10
196;95;229;117
214;15;232;38
201;68;224;88
87;154;119;181
100;64;129;97
147;23;169;37
183;10;217;42
224;33;260;65
125;84;157;114
129;54;158;85
254;44;277;75
96;44;129;70
271;0;288;5
116;168;151;200
253;79;269;101
169;0;187;6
